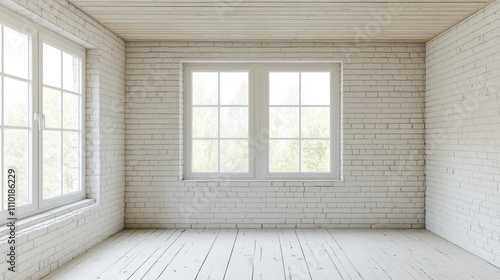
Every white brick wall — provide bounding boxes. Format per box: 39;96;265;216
426;0;500;268
0;0;125;279
125;42;426;229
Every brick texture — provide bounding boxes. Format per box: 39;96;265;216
425;0;500;268
2;0;499;277
0;0;125;279
125;42;426;229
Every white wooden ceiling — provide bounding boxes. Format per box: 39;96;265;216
69;0;492;41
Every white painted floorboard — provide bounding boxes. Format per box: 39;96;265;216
43;229;500;280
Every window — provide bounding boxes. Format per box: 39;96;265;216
0;9;85;222
40;37;84;205
184;63;341;180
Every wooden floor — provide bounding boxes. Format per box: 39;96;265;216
43;229;500;280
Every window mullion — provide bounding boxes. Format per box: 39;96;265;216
59;50;63;196
252;65;259;179
217;72;221;174
264;66;270;179
259;65;268;180
32;29;39;211
298;72;302;173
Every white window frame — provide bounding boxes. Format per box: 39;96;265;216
259;63;341;180
184;63;257;180
183;62;342;181
38;31;86;211
0;8;37;221
0;7;86;223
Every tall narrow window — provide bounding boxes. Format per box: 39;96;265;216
266;71;332;176
184;63;341;180
41;41;83;206
185;65;252;179
1;24;32;211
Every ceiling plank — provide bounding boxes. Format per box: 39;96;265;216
67;0;492;41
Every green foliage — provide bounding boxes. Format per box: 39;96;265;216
3;94;30;206
2;90;80;209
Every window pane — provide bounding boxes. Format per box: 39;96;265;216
63;132;80;194
269;107;299;138
43;87;61;129
220;140;248;173
4;77;29;127
43;43;61;88
192;140;218;172
43;131;62;199
192;107;218;138
4;129;29;206
63;52;80;93
63;93;79;129
301;72;330;105
0;130;2;209
269;140;299;172
192;72;218;105
0;26;3;73
4;27;29;79
301;107;330;138
301;140;330;172
269;72;299;105
0;78;2;122
220;72;248;105
220;107;248;138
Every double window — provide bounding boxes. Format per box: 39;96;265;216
184;63;341;180
0;9;85;222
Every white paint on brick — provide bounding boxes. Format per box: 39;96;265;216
426;0;500;268
0;0;125;279
125;42;426;229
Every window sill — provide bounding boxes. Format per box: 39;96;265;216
181;179;344;182
0;199;95;237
